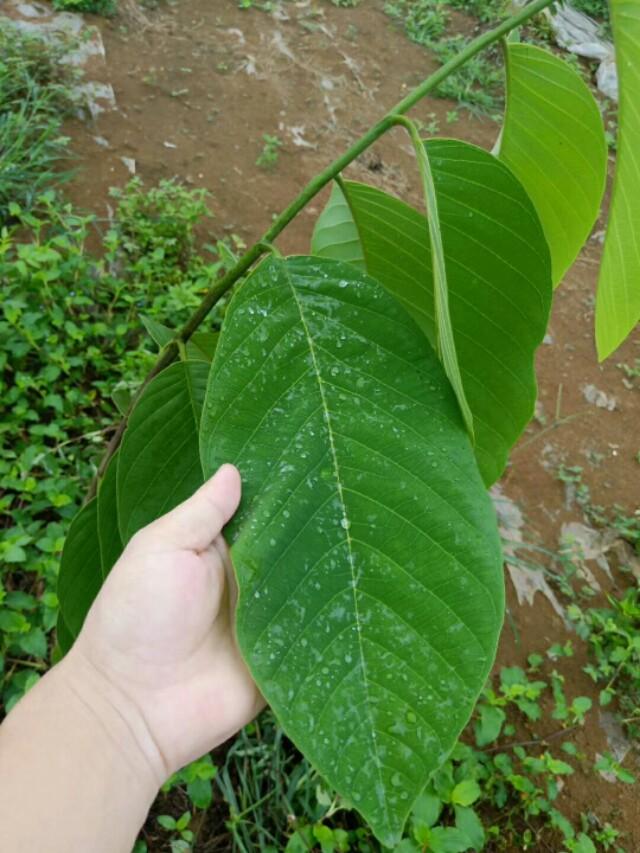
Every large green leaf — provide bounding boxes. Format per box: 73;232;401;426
200;255;503;846
596;0;640;359
97;448;123;578
117;360;209;543
312;141;552;486
498;41;607;285
57;498;101;638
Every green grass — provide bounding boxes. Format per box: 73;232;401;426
383;0;505;114
0;27;80;219
572;0;610;20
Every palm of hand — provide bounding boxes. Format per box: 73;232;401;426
74;466;263;778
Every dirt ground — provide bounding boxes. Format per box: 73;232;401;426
48;0;640;846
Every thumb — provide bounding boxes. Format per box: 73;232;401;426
139;464;242;552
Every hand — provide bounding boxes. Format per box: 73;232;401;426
67;464;263;782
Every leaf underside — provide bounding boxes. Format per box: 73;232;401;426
200;255;504;846
414;135;475;443
499;41;607;286
117;360;209;544
596;0;640;359
312;139;552;487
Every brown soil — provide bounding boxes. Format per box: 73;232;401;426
61;0;639;848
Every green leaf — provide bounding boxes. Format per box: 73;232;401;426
474;704;505;747
188;331;219;363
311;141;552;486
112;387;132;415
200;255;504;846
572;833;596;853
596;0;640;358
141;315;173;348
454;805;485;850
57;498;101;637
97;449;123;578
427;825;473;853
498;41;607;285
412;792;442;830
451;779;481;807
16;627;47;659
141;315;218;362
117;361;209;543
186;776;213;810
311;182;366;270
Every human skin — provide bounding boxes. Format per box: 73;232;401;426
0;464;263;853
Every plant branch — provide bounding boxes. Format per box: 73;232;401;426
87;0;556;499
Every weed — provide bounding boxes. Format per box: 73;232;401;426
448;0;507;24
52;0;117;15
0;27;80;218
256;133;283;169
569;584;640;739
572;0;609;21
617;357;640;388
384;0;449;44
156;811;194;850
431;35;504;113
384;0;504;113
0;185;234;715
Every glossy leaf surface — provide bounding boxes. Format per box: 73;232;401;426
118;361;208;543
498;42;607;285
311;140;552;486
57;498;101;638
200;255;503;846
596;0;640;358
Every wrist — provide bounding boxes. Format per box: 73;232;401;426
57;648;167;790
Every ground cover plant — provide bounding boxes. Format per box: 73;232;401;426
50;0;640;846
0;180;235;710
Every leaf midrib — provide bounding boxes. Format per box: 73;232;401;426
281;260;391;834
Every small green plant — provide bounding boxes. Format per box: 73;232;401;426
156;811;194;851
52;0;117;15
569;584;640;739
594;753;636;785
384;0;505;113
106;177;216;301
162;754;217;810
255;133;283;169
617;357;640;386
572;0;610;20
0;27;79;218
